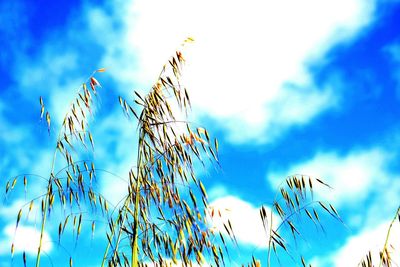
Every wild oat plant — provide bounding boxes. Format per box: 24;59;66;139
357;207;400;267
3;39;399;267
258;177;399;267
4;39;227;267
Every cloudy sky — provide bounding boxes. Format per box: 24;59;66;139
1;0;400;266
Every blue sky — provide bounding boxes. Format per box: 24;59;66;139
1;0;400;266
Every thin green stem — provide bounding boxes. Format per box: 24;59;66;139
35;147;58;267
378;206;400;267
111;199;131;263
267;181;284;267
267;210;273;267
101;214;119;266
100;130;145;267
35;71;98;267
131;130;145;267
131;182;140;267
100;186;132;267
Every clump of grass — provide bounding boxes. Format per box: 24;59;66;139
258;175;342;267
255;176;400;267
358;206;400;267
5;67;107;266
4;38;398;267
100;38;228;267
4;39;229;267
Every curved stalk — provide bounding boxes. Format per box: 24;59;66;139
36;71;98;267
35;137;60;267
101;131;145;267
267;211;273;267
131;176;141;266
378;206;400;267
131;132;144;267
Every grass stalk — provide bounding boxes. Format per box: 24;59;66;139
378;206;400;267
130;130;145;267
267;211;273;267
35;138;60;267
35;71;98;267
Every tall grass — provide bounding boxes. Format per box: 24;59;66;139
3;40;399;267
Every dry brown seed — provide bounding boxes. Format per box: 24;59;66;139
301;256;306;267
91;77;100;87
305;209;315;222
40;105;44;119
313;208;320;221
319;201;332;215
271;235;286;250
5;181;10;194
92;221;96;237
58;222;62;240
316;178;332;188
16;209;22;228
41;199;45;214
288;221;299;235
11;177;17;189
329;203;340;218
295;193;300;208
28;200;34;213
286;178;293;190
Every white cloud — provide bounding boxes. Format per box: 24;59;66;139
92;108;138;206
89;0;376;143
0;200;27;220
312;218;400;267
0;224;52;255
266;145;400;253
14;49;87;124
267;148;390;206
207;184;230;200
209;194;278;248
